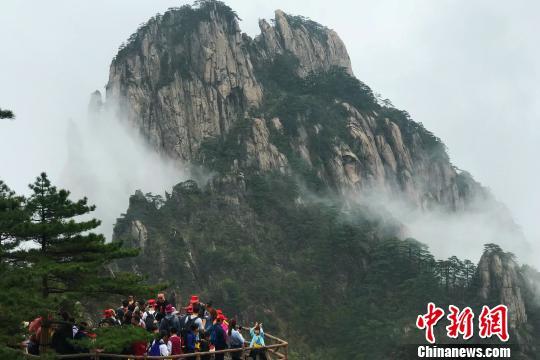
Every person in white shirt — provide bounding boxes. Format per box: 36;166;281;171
149;333;170;356
159;337;170;356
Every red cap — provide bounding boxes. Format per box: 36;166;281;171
165;304;174;313
189;295;199;304
147;299;156;305
217;313;226;321
185;305;193;314
103;309;114;318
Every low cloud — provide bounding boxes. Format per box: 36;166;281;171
356;188;533;265
61;93;187;239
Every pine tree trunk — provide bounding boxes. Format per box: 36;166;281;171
39;319;50;355
42;274;48;298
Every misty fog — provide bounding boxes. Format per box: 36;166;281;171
358;189;532;264
60;98;186;238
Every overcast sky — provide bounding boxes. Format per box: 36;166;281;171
1;1;538;254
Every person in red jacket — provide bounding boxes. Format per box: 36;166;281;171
168;327;182;355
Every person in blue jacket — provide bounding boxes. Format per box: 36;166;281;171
249;322;267;360
185;324;199;354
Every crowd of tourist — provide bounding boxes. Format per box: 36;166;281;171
25;292;268;359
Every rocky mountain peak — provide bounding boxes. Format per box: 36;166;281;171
98;0;532;234
102;1;476;211
478;244;527;329
104;2;354;164
256;9;353;76
106;1;262;161
88;90;103;115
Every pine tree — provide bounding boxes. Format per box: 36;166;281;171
0;174;161;354
0;181;26;259
462;259;476;288
0;181;32;348
14;173;150;300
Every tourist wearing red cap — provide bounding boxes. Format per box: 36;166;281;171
217;311;229;333
99;309;119;327
186;302;204;332
210;313;228;360
159;303;181;336
142;299;157;331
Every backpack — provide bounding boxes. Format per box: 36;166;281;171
211;324;227;349
148;340;161;356
144;312;156;331
160;315;173;335
116;307;125;321
180;315;198;346
209;324;217;344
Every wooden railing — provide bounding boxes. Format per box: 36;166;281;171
23;327;288;360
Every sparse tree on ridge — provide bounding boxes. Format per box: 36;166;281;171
0;108;14;119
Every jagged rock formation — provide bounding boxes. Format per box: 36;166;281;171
106;3;263;161
106;5;353;166
478;246;527;329
88;90;103;115
476;245;540;357
104;1;485;211
255;10;353;77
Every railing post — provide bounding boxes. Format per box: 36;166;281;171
38;319;50;356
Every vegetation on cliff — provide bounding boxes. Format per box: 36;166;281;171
113;0;238;65
0;108;14;119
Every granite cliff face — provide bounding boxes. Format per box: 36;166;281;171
476;245;540;356
478;247;527;329
106;3;262;161
104;1;482;211
105;5;350;161
255;9;353;77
